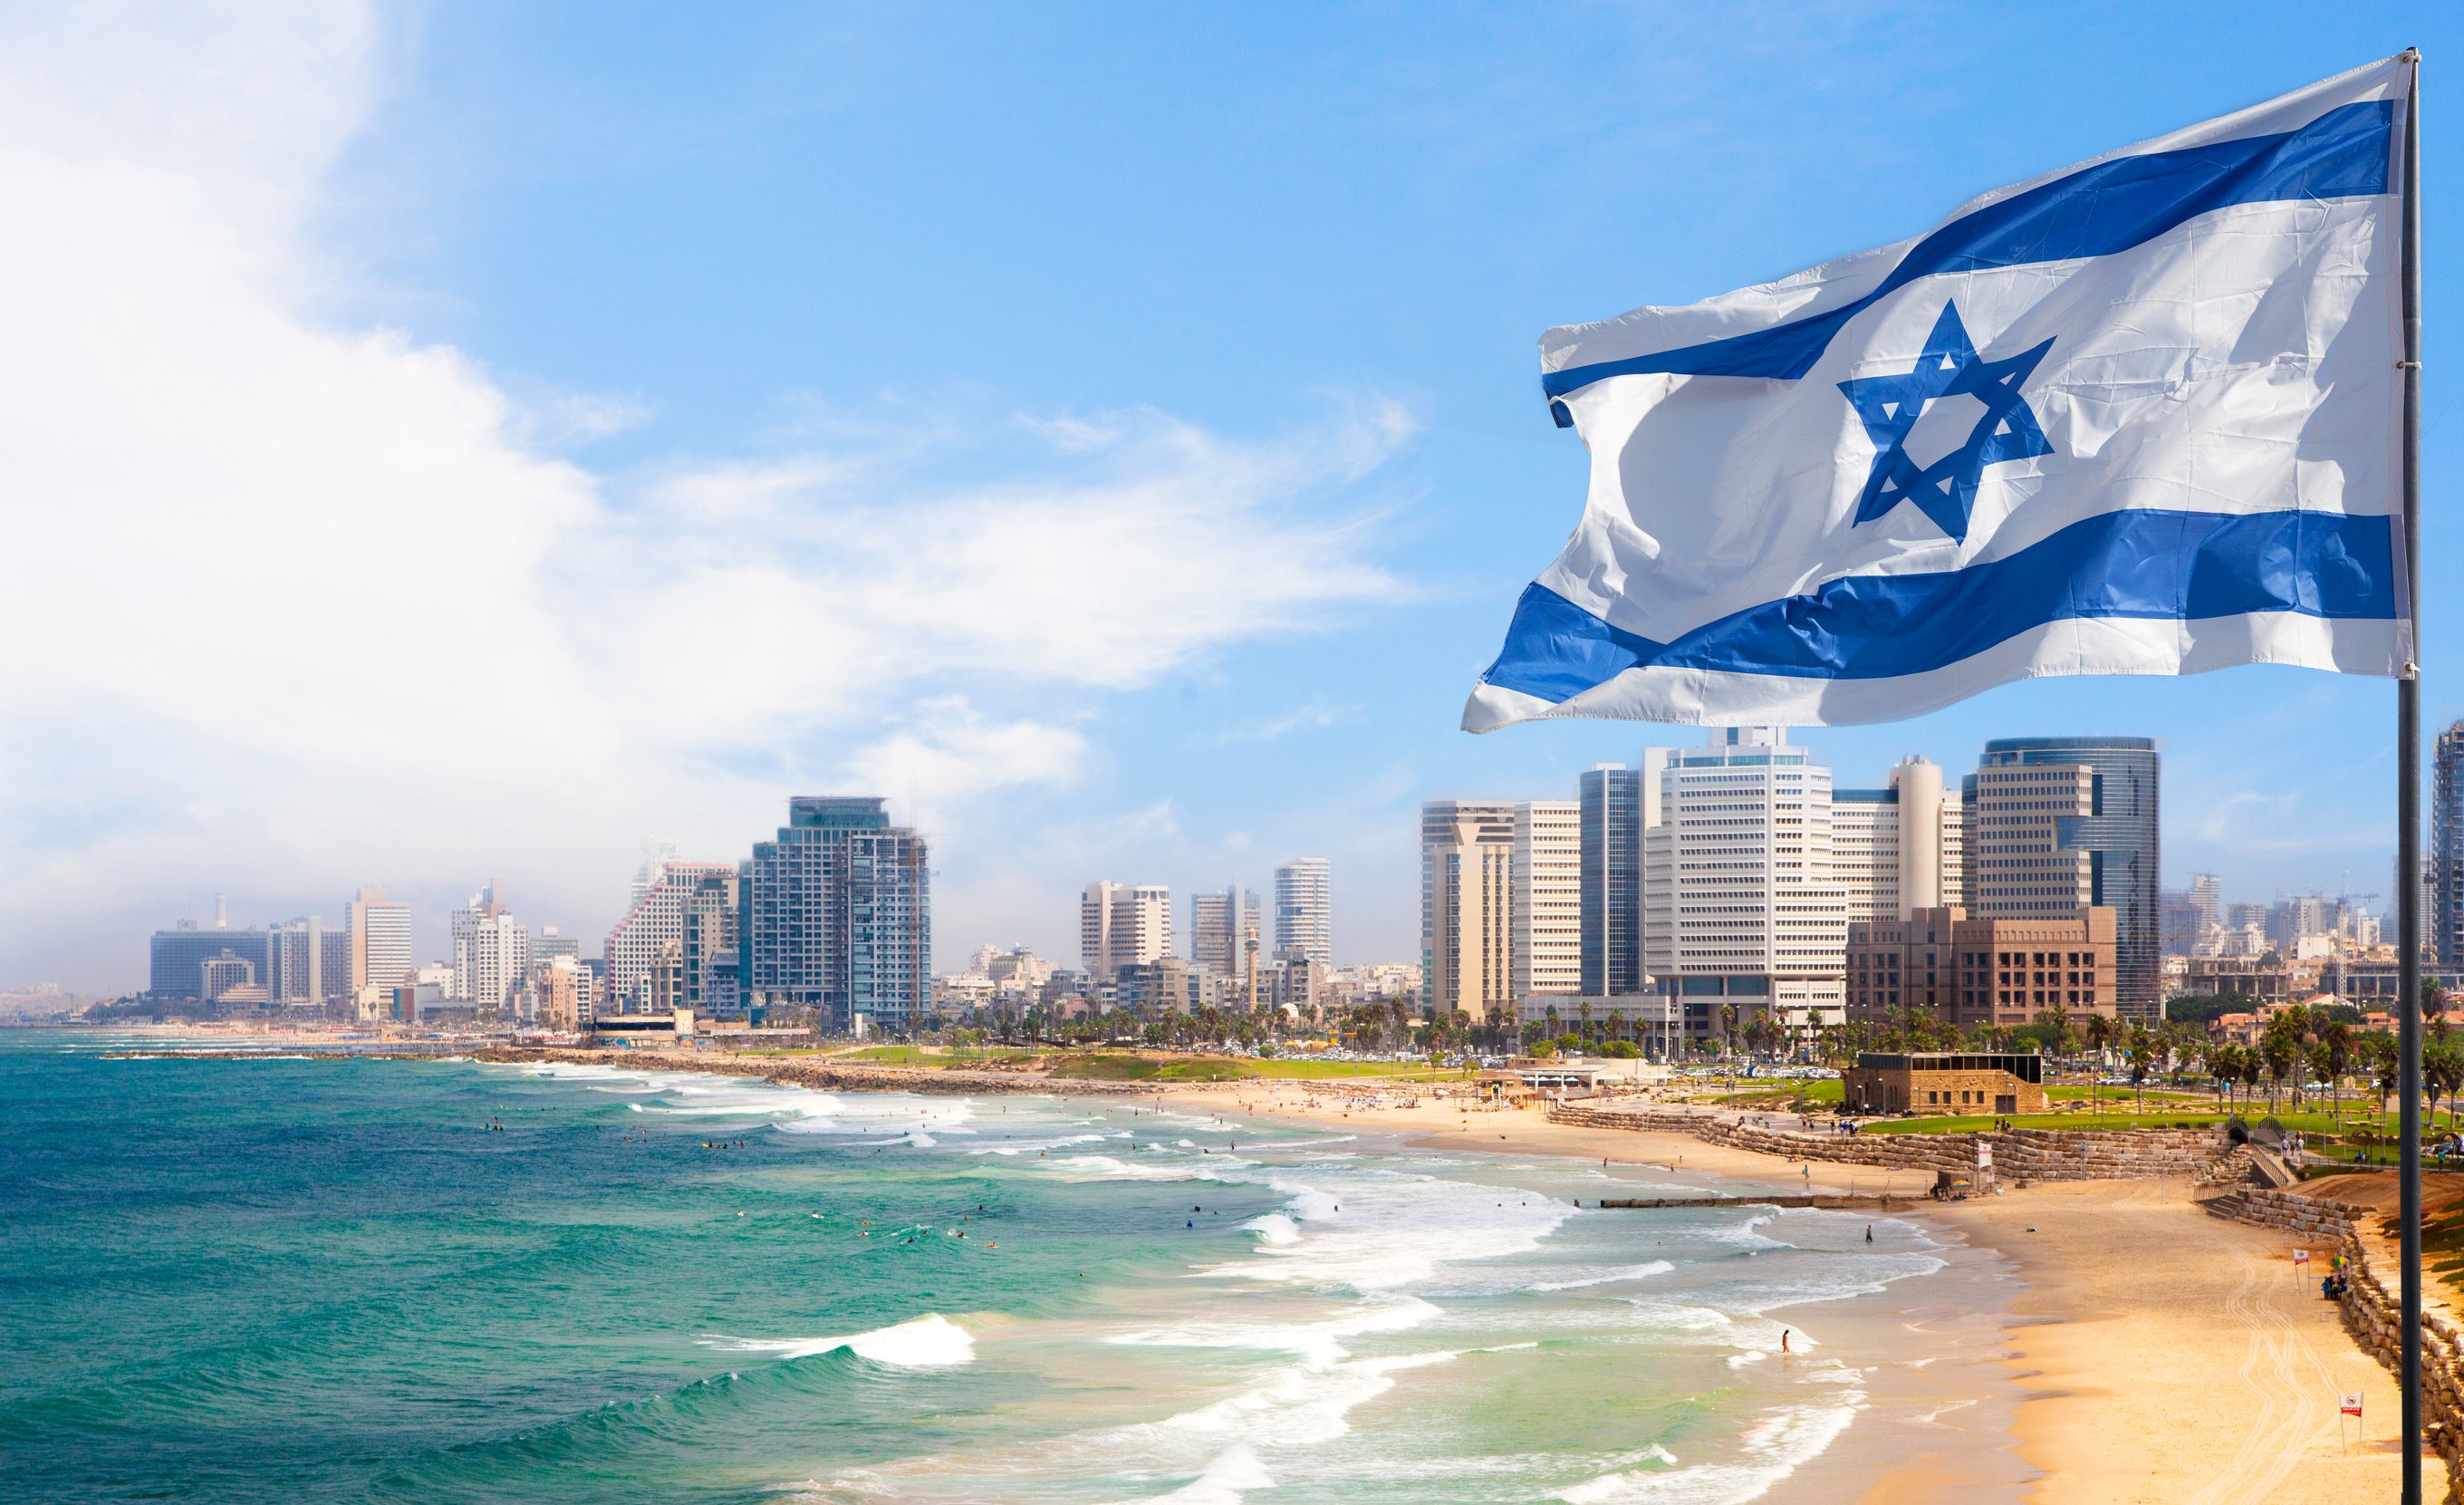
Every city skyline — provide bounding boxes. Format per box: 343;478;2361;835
91;720;2441;1001
8;8;2462;995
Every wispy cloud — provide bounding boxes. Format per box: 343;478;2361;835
1218;696;1354;743
0;5;1414;988
2195;789;2389;857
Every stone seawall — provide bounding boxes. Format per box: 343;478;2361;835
1545;1102;2227;1182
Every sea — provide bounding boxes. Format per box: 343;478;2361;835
0;1032;2026;1505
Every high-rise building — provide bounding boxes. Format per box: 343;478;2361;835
1644;728;1846;1034
1422;801;1516;1019
744;796;931;1032
1829;756;1963;924
449;881;531;1014
1578;765;1646;996
2189;873;2222;932
1965;737;2161;1019
1513;801;1582;999
1420;800;1580;1018
1081;882;1170;979
268;917;344;1007
2436;721;2464;967
1273;857;1333;969
149;919;274;1001
346;887;414;1014
1191;886;1262;974
2267;894;2330;948
605;862;738;1008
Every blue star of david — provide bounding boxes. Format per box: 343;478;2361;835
1836;301;2055;543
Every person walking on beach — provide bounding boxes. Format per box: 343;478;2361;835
1780;1329;1791;1355
1864;1225;1873;1242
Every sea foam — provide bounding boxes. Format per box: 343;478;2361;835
705;1313;975;1369
1554;1397;1862;1505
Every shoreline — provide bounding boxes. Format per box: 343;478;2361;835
1160;1077;2439;1505
82;1033;2446;1502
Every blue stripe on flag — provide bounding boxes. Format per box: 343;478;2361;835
1540;99;2392;407
1479;508;2398;701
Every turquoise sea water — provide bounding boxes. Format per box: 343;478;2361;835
0;1033;1984;1504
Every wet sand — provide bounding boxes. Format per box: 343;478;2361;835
1168;1080;2435;1505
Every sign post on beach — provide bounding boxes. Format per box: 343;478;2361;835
1463;51;2426;1505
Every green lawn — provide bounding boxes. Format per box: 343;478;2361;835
1726;1079;1844;1106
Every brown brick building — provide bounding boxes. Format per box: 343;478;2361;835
1846;905;2117;1031
1843;1051;2048;1115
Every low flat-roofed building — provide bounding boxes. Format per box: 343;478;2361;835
591;1008;696;1046
1843;1051;2046;1116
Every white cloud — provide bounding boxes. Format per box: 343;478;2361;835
2194;789;2387;857
0;4;1411;989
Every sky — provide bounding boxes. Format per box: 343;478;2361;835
5;2;2460;992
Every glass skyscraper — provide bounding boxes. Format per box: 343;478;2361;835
1966;737;2161;1019
1577;764;1644;997
2435;721;2464;967
744;796;930;1033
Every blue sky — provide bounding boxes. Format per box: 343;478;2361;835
3;3;2457;989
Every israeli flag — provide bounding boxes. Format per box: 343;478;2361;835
1465;55;2413;731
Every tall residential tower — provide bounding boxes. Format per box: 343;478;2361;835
2435;721;2464;967
1273;858;1333;968
743;797;931;1032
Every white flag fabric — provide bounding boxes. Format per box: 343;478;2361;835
1465;55;2413;731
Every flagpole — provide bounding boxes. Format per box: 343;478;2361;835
2400;45;2425;1505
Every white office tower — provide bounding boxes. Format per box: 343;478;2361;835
346;888;415;1018
1513;802;1582;999
1274;857;1333;968
1830;756;1965;923
1190;886;1263;976
1081;882;1171;979
1644;728;1847;1029
449;881;531;1013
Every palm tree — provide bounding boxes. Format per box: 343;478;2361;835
2315;1018;2355;1128
2037;1001;2070;1059
2428;1039;2464;1143
2259;1025;2296;1116
2083;1014;2116;1122
2123;1026;2161;1115
2237;1043;2264;1118
2366;1030;2401;1151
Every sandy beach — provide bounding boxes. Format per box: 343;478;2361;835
1166;1079;2440;1505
